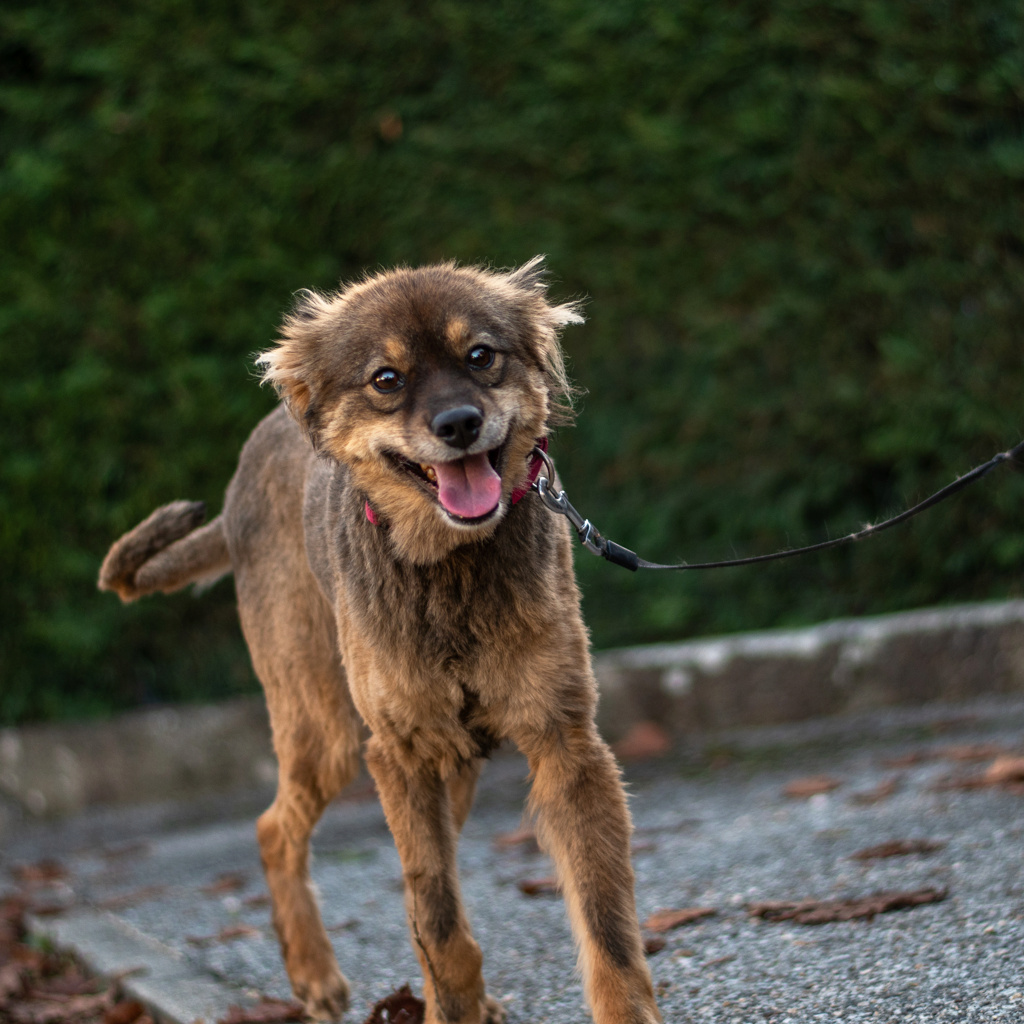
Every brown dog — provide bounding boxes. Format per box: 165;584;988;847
99;258;661;1024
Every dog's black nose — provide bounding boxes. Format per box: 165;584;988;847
431;406;483;449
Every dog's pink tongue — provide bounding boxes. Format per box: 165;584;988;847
433;452;501;519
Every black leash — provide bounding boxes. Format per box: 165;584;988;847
529;440;1024;573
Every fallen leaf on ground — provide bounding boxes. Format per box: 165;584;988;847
326;919;359;933
631;840;658;856
643;935;666;955
643;907;717;933
634;819;701;838
99;843;150;862
218;997;305;1023
103;1000;147;1024
611;721;672;761
703;954;737;968
983;756;1024;784
0;892;142;1024
24;902;72;918
850;839;945;861
13;991;112;1023
187;924;260;946
881;751;933;768
96;886;168;911
0;962;23;1000
932;755;1024;793
749;887;947;925
201;872;248;895
27;967;102;997
10;861;69;886
492;829;540;853
783;776;842;799
517;877;561;897
849;777;900;805
362;984;425;1024
940;743;1008;763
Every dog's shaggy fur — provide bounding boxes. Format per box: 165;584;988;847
99;258;661;1024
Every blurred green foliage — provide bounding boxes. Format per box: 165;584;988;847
2;0;1023;723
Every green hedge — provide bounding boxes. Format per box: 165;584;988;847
2;0;1023;723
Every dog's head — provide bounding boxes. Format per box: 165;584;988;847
257;257;582;562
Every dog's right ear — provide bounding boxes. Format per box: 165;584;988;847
256;288;338;452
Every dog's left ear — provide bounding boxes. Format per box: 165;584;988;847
256;288;339;452
502;256;585;425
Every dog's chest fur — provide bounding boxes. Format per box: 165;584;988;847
304;459;568;754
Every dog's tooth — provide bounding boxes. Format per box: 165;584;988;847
422;464;437;483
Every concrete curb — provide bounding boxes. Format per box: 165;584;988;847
27;909;251;1024
1;698;275;818
3;600;1024;819
594;599;1024;739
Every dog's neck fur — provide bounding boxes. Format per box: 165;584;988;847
304;457;566;677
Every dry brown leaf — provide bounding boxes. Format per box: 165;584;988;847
103;1000;147;1024
932;755;1024;793
631;839;658;856
28;967;102;997
27;902;72;918
201;872;248;895
849;776;900;805
643;935;667;955
99;843;150;862
10;861;69;886
326;919;359;933
96;886;168;912
703;954;737;968
783;776;842;799
850;839;945;861
362;983;425;1024
642;907;717;933
749;886;947;925
218;997;306;1023
517;877;561;897
983;755;1024;784
881;751;933;768
940;743;1008;763
187;924;260;947
0;963;24;1002
612;721;672;762
492;829;540;853
11;991;112;1024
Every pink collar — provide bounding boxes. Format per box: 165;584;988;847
365;438;548;526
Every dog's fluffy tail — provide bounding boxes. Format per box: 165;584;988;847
98;500;231;603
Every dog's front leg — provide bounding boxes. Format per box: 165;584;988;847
520;722;662;1024
365;737;504;1024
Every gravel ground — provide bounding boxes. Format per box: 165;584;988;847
6;697;1024;1023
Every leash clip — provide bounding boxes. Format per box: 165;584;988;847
531;447;606;558
530;446;640;571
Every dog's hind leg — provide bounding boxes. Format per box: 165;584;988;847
365;741;504;1024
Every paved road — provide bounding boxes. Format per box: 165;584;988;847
6;697;1024;1023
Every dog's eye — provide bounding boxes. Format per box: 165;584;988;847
466;345;495;370
371;368;405;393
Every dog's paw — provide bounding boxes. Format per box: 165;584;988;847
481;993;507;1024
294;968;350;1021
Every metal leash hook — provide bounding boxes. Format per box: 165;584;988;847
530;447;640;570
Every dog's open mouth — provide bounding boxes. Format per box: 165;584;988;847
390;448;503;523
